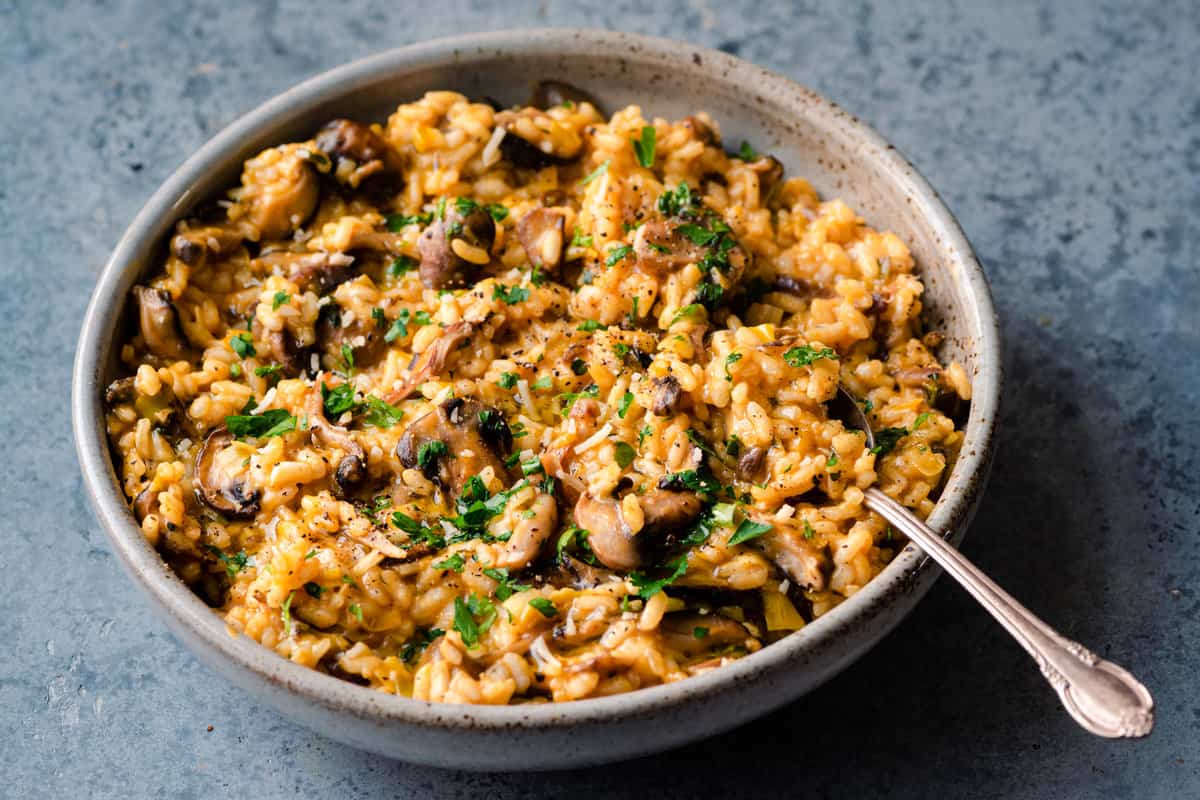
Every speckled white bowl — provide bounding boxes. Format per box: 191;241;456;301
72;29;1000;770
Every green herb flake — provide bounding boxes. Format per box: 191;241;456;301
385;213;431;232
693;626;710;639
207;547;252;578
826;450;839;467
571;358;588;376
400;627;445;663
724;351;743;382
388;254;418;277
271;291;291;310
417;440;450;468
802;519;816;540
362;395;404;428
231;333;256;358
531;375;553;391
529;597;557;618
571;228;594;248
737;141;759;161
578;159;611;186
728;517;772;546
225;409;297;440
497;372;519;389
912;412;931;430
482;566;532;601
782;345;838;367
670;303;705;325
432;553;466;573
304;548;318;560
229;363;242;378
577;319;607;332
349;603;364;622
618;391;635;419
870;427;908;457
281;591;296;637
614;441;636;468
630;555;689;599
632;125;657;168
493;283;530;305
321;381;359;418
605;244;633;267
725;435;742;457
303;581;324;598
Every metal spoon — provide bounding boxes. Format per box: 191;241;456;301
830;387;1154;738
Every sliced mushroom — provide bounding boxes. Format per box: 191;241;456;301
314;118;401;186
133;486;159;519
237;145;319;240
256;250;358;296
194;427;261;519
650;375;683;417
769;276;827;299
659;613;750;656
751;518;828;591
493;494;558;569
170;226;243;266
517;208;566;272
315;301;388;372
105;376;136;404
746;155;784;199
305;386;367;499
573;487;703;571
132;286;188;360
417;205;496;289
384;321;474;404
396;397;512;501
495;108;582;168
736;446;767;482
544;553;620;590
680;115;720;147
252;316;309;376
530;80;601;111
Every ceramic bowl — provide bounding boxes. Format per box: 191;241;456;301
72;28;1001;770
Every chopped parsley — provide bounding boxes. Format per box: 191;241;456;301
725;435;743;457
727;517;772;546
493;283;530;305
349;603;364;622
570;228;594;248
670;303;705;325
417;440;450;468
618;391;635;419
724;352;743;382
578;159;611;186
254;363;283;383
802;519;816;540
605;244;633;267
225;409;296;439
614;441;636;468
400;627;445;663
483;567;531;601
658;469;729;501
630;555;689;599
558;383;599;415
231;333;255;358
432;553;466;572
271;291;291;310
388;254;418;277
737;141;759;160
453;594;497;648
281;591;296;637
362;395;404;428
632;125;656;168
782;345;838;367
556;525;599;565
693;626;710;639
577;319;607;332
638;425;653;446
870;427;908;457
303;581;324;598
207;546;252;578
339;344;355;376
571;358;588;376
656;182;696;217
497;371;519;389
391;511;445;550
385;212;432;231
321;381;358;418
912;412;931;430
529;597;557;618
531;375;553;391
826;450;839;467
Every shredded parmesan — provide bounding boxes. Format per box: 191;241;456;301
516;379;537;416
481;126;506;167
574;422;613;454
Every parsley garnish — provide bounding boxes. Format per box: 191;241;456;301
349;603;364;622
802;519;816;540
724;352;742;382
693;626;710;639
453;594;496;648
630;555;689;599
400;628;444;663
531;375;553;391
281;591;296;637
614;441;636;468
912;412;931;430
529;597;557;618
231;333;255;358
271;291;290;310
303;581;324;598
827;450;839;467
579;159;611;186
632;125;656;168
388;254;418;277
417;440;450;468
321;381;358;418
385;213;432;232
725;435;742;456
728;517;772;546
670;303;705;325
432;553;466;572
483;567;531;601
207;546;252;578
737;141;759;160
362;395;404;428
618;391;635;419
225;409;296;439
571;358;588;376
571;228;594;248
497;372;519;389
577;319;607;332
656;182;696;217
782;345;838;367
606;244;633;267
870;427;908;457
493;283;530;305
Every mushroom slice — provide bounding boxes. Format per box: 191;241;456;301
517;208;566;273
637;488;704;539
493;494;558;570
530;80;602;111
395;397;512;501
237;145;319;241
659;612;750;656
572;487;703;572
170;226;243;266
384;321;474;404
132;286;188;360
736;446;767;482
315;300;387;372
313;118;402;185
104;376;136;404
417;205;496;289
543;553;621;590
132;486;159;520
680;115;720;147
305;386;367;499
650;375;683;417
746;155;784;199
495;108;583;168
256;250;358;296
252;316;309;377
750;517;828;591
194;427;261;519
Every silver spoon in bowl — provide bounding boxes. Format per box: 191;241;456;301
829;387;1154;738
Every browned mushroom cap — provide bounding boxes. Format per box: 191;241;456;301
530;80;602;111
573;487;704;571
631;220;747;281
133;486;159;519
104;376;136;404
194;428;261;519
495;108;583;168
396;397;512;501
314;119;402;184
736;446;767;482
544;553;621;590
751;518;828;591
170;226;243;266
315;301;388;372
383;321;475;405
680;115;720;147
132;286;188;360
256;250;358;296
517;208;566;272
305;386;367;499
417;205;496;289
251;316;309;376
659;612;750;656
650;375;683;417
747;155;784;199
239;146;319;241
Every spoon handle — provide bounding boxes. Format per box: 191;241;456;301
864;488;1154;738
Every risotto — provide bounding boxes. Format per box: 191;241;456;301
105;83;971;704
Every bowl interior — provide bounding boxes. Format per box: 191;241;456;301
75;30;998;762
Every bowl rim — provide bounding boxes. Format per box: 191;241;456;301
72;28;1001;731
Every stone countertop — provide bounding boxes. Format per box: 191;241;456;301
2;1;1196;797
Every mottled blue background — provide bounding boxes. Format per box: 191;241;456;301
2;1;1196;797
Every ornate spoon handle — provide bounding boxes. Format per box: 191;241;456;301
864;488;1154;738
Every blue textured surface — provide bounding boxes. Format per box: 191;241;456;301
3;1;1197;797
